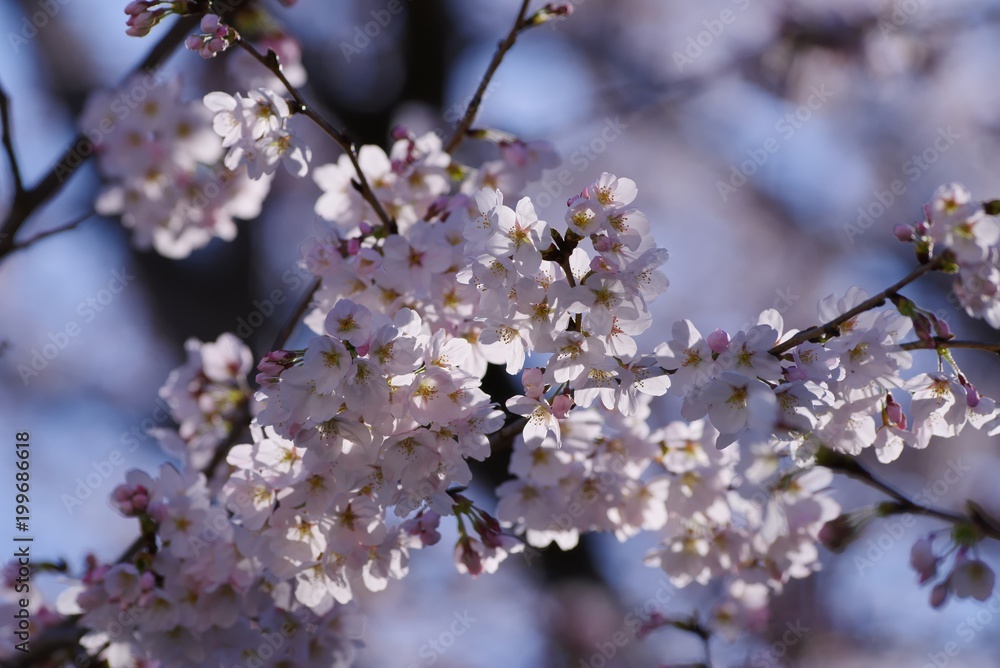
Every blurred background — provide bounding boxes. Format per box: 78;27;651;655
2;0;1000;665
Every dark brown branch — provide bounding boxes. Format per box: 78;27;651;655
817;447;1000;542
770;257;944;356
444;0;534;154
0;81;24;195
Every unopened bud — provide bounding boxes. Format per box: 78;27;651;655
930;582;949;608
893;224;915;242
818;514;864;553
706;329;729;354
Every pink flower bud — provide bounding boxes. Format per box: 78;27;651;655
818;514;862;553
207;37;227;54
706;329;729;354
124;1;151;16
550;3;574;15
893;224;915;242
915;220;930;235
184;35;203;51
201;14;221;34
930;582;949;608
909;537;937;584
455;539;483;577
551;394;573;419
966;384;981;408
932;317;952;340
886;395;904;426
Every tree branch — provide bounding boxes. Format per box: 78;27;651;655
0;81;24;196
235;39;397;234
8;211;95;254
444;0;534;154
899;338;1000;355
816;447;1000;542
770;257;945;356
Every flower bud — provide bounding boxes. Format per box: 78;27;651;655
201;14;220;34
893;224;915;242
885;394;904;427
818;514;864;553
930;582;950;608
706;329;730;354
551;394;573;420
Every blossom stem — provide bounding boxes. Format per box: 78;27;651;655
444;0;534;154
769;256;945;356
898;339;1000;355
0;15;200;263
235;39;397;234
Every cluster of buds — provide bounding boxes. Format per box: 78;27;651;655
124;0;192;37
185;14;238;59
452;493;524;577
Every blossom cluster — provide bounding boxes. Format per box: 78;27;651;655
151;332;254;472
60;463;364;667
82;74;271;258
35;15;1000;664
185;14;237;59
204;88;311;179
905;183;1000;327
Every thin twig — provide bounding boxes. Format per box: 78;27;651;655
770;257;945;356
0;81;24;195
9;211;95;253
235;39;396;234
817;447;1000;541
899;338;1000;355
444;0;534;154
